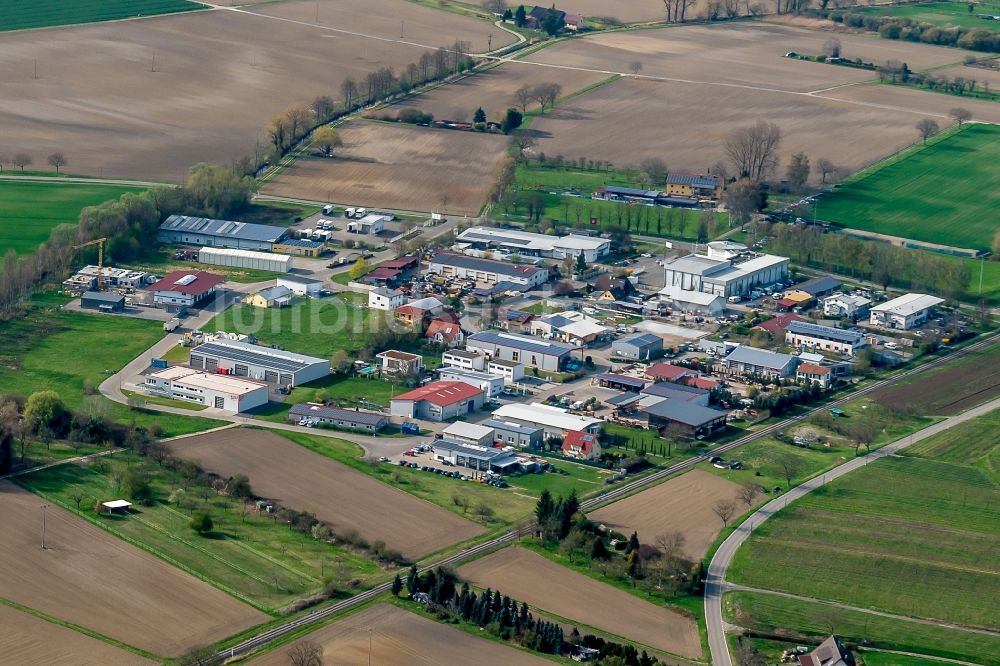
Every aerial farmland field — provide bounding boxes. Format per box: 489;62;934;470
251;603;551;665
458;547;702;659
167;428;485;559
261;121;508;214
851;1;1000;32
0;481;266;657
0;0;203;31
588;469;750;561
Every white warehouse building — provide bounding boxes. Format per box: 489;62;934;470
662;242;789;298
198;247;292;273
143;366;269;412
438;366;506;399
188;339;330;387
456;226;610;263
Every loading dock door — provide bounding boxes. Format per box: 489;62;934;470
204;358;218;371
234;364;249;377
279;373;293;386
214;396;225;408
264;370;279;383
190;355;204;369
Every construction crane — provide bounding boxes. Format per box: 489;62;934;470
72;237;108;291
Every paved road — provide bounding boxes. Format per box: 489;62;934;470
704;395;1000;666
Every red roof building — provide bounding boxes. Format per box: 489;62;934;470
796;362;832;387
562;431;601;460
754;313;807;335
390;381;484;422
684;376;722;391
645;363;697;383
425;319;464;347
381;256;420;272
146;270;224;307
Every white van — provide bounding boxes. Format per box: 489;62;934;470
354;207;367;218
728;295;741;303
344;207;356;218
323;204;334;215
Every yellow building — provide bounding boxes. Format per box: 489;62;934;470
272;239;324;257
245;285;292;308
664;174;723;200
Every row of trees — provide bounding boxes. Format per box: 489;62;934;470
809;9;1000;53
0;152;67;173
513;82;563;114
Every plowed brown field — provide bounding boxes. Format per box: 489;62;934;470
458;547;702;659
0;481;265;657
588;469;748;561
261;121;507;214
167;429;484;558
251;603;550;665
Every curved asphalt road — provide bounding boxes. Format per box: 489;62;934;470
704;395;1000;666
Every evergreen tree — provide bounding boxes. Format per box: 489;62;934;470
626;531;640;555
514;4;527;27
591;536;610;560
423;569;437;598
406;564;419;596
473;107;487;124
536;489;555;524
627;550;642;578
518;602;530;631
576;251;587;272
391;574;402;596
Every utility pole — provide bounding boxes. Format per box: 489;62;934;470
33;58;38;79
368;628;373;666
41;504;49;549
979;255;985;294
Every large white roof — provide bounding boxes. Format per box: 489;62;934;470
558;318;609;338
659;285;724;306
871;293;944;316
148;366;267;395
492;403;600;431
442;422;495;440
457;226;608;252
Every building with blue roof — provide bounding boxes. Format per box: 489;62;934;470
158;215;287;251
465;330;580;372
785;321;866;355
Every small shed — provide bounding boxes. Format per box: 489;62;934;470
81;291;125;312
100;499;133;515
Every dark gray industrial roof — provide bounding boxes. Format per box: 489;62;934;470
288;403;387;426
665;174;722;188
432;252;544;278
786;321;863;344
484;419;543;435
192;341;327;373
598;373;647;389
432;438;505;461
724;346;794;370
641;399;727;427
614;332;662;348
797;276;841;296
82;291;124;303
160;215;286;243
605;391;642;407
641;382;709;400
278;274;323;285
601;185;660;198
468;331;579;356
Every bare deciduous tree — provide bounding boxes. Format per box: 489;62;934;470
655;531;686;560
514;84;533;113
949;107;972;127
481;0;508;13
514;132;537;160
822;37;842;58
47;152;67;173
533;82;562;112
778;454;801;488
816;157;836;184
725;119;781;181
12;153;31;171
288;640;324;666
340;77;359;111
785;152;810;191
737;481;760;507
915;118;940;144
629;61;643;75
713;499;737;527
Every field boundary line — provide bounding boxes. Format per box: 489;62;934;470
0;447;122;482
726;585;1000;637
858;646;982;666
0;596;160;661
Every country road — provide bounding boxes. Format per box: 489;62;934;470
704;394;1000;666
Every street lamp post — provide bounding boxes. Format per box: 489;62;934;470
41;504;49;549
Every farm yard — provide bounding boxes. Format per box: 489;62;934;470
727;409;1000;633
0;603;155;666
261;121;508;214
457;547;703;660
0;480;266;657
379;62;610;123
248;0;511;54
0;180;148;256
167;428;485;559
0;10;429;181
587;469;752;561
813;123;1000;251
873;342;1000;415
250;603;551;665
0;0;203;31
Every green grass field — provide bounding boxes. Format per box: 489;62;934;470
18;451;381;611
818;124;1000;251
0;307;221;436
853;1;1000;32
725;591;1000;665
123;248;287;284
729;410;1000;632
252;375;408;423
0;181;147;256
502;162;718;240
0;0;203;31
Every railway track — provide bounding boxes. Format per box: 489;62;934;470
217;332;999;662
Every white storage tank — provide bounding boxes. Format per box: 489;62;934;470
197;247;292;273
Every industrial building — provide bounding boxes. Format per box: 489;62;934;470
487;358;524;384
442;422;495;447
277;275;323;296
143;366;269;412
785;321;866;355
485;418;544;449
272;239;324;257
198;247;292;273
390;381;484;422
723;346;797;378
611;332;664;360
491;403;601;439
287;403;389;432
431;439;519;473
80;291;125;313
188;339;330;387
456;226;611;263
870;293;944;330
466;331;581;372
158;215;288;251
442;349;486;371
347;214;389;234
72;265;155;290
658;285;726;315
427;252;549;289
146;271;224;308
823;293;871;319
438;366;505;399
369;287;406;311
662;242;789;298
640;399;727;437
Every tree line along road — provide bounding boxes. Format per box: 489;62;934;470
209;331;1000;662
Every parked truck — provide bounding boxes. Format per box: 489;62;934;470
164;317;182;333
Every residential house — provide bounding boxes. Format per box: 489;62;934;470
561;431;601;460
376;350;424;376
823;294;871;320
395;296;444;327
389;381;484;421
723;346;797;378
754;312;808;336
277;275;323;296
425;319;465;347
593;274;638;302
612;332;664;360
870;293;944;330
497;308;537;334
485;418;544;449
531;311;609;345
246;285;292;308
437;366;505;399
796;363;833;388
466;330;580;372
368;287;406;311
798;636;855;666
785;321;866;355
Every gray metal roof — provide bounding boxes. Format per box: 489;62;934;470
81;291;124;303
605;391;642;407
288;404;387;426
257;285;292;301
797;276;841;296
278;239;324;248
467;331;579;357
431;252;544;278
598;373;647;389
432;438;505;461
724;346;794;370
614;332;662;348
786;321;863;344
641;399;727;427
192;340;327;373
484;418;543;435
665;174;722;188
641;382;709;400
278;274;323;285
159;215;286;243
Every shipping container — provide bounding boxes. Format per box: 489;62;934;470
150;358;169;369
